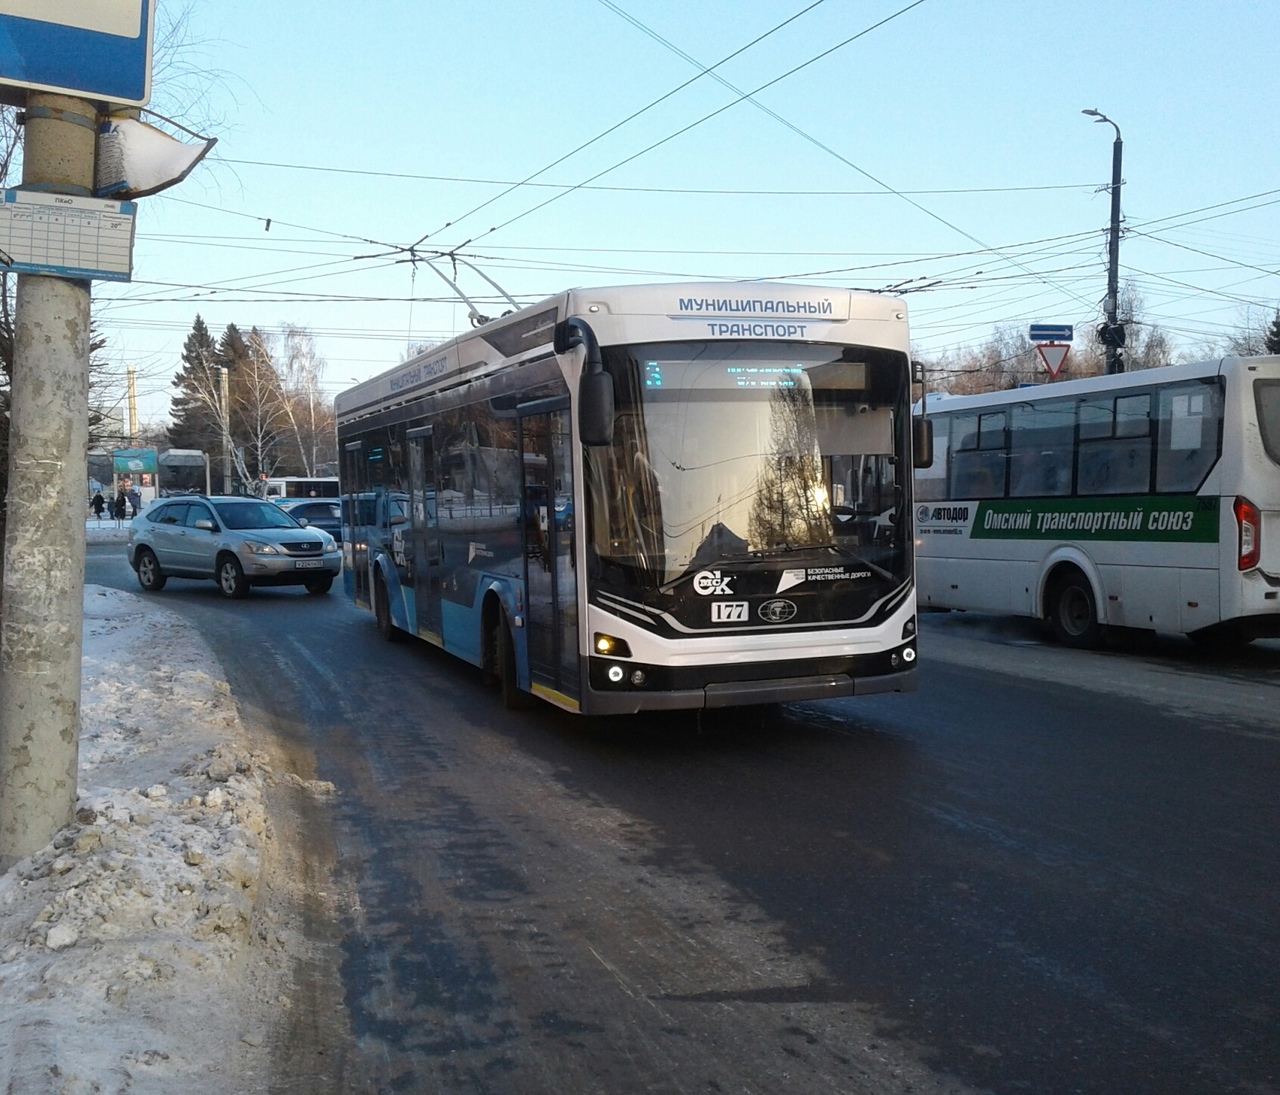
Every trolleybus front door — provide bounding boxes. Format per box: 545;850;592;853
519;405;580;702
407;427;442;643
342;441;370;608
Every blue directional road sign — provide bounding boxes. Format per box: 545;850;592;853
0;1;155;106
1029;324;1074;343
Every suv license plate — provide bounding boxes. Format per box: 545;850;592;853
295;559;324;569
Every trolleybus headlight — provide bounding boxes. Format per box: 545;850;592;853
629;669;647;686
594;633;632;658
903;646;917;663
606;665;625;683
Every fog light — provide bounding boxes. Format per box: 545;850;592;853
891;652;900;667
607;665;625;683
629;669;647;686
903;646;916;663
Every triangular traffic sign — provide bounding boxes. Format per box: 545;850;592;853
1036;342;1070;379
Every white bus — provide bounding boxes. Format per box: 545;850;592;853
335;282;928;714
262;476;340;500
913;355;1280;647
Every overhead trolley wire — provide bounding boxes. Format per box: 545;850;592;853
405;0;834;250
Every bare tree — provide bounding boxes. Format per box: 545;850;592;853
274;325;335;475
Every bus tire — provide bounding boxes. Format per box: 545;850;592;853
374;574;404;642
1048;570;1102;649
498;621;533;710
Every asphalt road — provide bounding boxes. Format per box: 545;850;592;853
88;546;1280;1095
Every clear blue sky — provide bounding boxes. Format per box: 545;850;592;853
97;0;1280;425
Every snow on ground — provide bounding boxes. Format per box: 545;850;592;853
0;522;314;1093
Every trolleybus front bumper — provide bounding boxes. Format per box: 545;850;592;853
582;664;917;716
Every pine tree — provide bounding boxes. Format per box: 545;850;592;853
1265;309;1280;355
167;315;227;484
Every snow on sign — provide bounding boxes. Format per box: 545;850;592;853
1037;343;1070;379
0;0;155;106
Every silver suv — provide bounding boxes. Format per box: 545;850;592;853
127;496;342;598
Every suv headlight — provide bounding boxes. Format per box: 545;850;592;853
242;540;279;555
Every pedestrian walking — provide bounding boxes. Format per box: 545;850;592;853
91;491;105;522
115;488;127;526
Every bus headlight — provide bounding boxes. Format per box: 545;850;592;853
607;665;625;683
594;633;632;658
903;646;917;663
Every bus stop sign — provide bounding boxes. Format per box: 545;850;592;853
0;1;156;106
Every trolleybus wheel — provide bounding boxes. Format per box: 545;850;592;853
498;620;533;710
374;574;404;642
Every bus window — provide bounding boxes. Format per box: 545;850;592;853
1157;381;1222;492
949;412;1007;499
1077;396;1153;495
1009;401;1074;498
1257;380;1280;466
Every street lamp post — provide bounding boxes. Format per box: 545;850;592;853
1083;109;1124;374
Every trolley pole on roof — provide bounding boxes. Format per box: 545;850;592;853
1083;109;1125;374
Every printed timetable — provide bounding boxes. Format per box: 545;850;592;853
0;189;136;281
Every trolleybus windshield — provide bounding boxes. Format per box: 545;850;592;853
587;340;911;592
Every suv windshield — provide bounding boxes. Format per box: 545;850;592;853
212;500;302;531
585;340;910;589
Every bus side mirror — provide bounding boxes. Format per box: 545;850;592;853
556;317;615;446
913;418;934;469
579;371;615;447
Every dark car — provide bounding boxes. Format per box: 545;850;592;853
127;495;342;598
275;498;343;544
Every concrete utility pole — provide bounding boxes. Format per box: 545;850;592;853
0;92;96;869
220;365;232;494
1083;109;1125;374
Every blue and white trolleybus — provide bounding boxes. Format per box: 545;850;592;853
335;282;926;714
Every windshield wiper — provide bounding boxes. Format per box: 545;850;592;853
808;542;896;583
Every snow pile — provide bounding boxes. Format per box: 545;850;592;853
0;586;290;1094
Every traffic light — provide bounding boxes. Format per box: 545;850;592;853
1097;322;1126;348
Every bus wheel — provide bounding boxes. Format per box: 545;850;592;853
498;621;533;710
374;575;403;643
1048;570;1102;648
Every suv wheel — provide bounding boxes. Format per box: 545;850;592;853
135;548;166;592
218;555;249;599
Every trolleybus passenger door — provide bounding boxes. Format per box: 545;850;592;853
518;404;580;700
343;441;370;608
407;427;442;642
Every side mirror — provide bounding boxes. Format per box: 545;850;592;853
579;371;615;447
194;519;215;531
297;517;310;527
913;418;934;469
556;316;615;447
